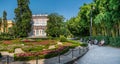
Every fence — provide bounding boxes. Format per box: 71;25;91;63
58;46;89;64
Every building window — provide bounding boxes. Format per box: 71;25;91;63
36;30;39;36
42;30;45;35
39;30;41;35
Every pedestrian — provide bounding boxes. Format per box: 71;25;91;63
80;38;83;42
99;39;105;46
94;39;98;45
88;39;92;46
101;39;105;46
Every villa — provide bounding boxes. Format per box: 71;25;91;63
29;14;48;38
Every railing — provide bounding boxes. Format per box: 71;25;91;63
58;46;89;64
0;55;14;64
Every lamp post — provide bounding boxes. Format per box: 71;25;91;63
90;6;95;39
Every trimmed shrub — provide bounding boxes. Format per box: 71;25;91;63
60;35;67;42
80;43;88;47
0;33;14;40
22;46;44;52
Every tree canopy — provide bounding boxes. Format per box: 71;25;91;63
46;13;66;37
67;0;120;37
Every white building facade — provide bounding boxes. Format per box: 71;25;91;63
29;14;48;38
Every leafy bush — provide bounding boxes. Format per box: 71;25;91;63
21;38;35;42
0;42;22;53
22;46;44;52
12;39;23;44
32;38;48;40
60;35;67;42
14;54;36;61
94;36;109;45
109;37;120;47
84;36;120;47
67;40;80;44
80;43;88;47
0;33;14;40
66;40;82;48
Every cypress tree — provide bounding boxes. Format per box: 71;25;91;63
14;0;32;37
3;11;7;33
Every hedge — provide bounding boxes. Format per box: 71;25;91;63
84;36;120;47
109;37;120;47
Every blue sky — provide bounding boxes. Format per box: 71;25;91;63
0;0;92;20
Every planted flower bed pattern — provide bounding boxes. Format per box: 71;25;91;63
33;40;56;45
21;39;35;42
3;41;13;44
0;38;83;61
14;46;69;61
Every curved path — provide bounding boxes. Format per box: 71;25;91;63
75;45;120;64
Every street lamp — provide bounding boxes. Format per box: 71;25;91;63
90;6;95;39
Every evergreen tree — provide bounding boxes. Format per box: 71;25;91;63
3;11;7;33
14;0;32;37
0;18;2;32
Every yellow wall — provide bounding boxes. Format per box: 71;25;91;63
0;20;14;33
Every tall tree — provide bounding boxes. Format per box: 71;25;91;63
14;0;32;37
3;11;7;33
67;17;82;36
0;18;2;32
109;0;120;36
67;4;95;37
46;13;64;37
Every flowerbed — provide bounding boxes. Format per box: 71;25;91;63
3;41;13;44
14;46;69;61
21;39;35;42
33;40;57;45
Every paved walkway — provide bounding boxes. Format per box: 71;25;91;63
75;45;120;64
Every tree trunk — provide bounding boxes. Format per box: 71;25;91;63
92;26;96;36
115;24;118;37
119;22;120;36
111;29;115;37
